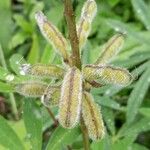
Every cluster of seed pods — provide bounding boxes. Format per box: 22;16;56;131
15;0;133;141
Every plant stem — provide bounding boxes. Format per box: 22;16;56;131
80;116;90;150
0;45;18;120
46;107;58;126
64;0;81;69
64;1;90;149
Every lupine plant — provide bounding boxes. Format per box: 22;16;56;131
0;1;138;150
11;0;134;148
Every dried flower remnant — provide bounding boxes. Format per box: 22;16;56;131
82;92;105;140
15;82;47;97
77;0;97;50
95;34;125;65
59;67;82;128
83;65;133;86
41;86;60;107
35;11;69;63
20;64;64;78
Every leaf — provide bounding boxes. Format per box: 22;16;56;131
0;0;13;50
126;68;150;125
41;44;55;64
139;107;150;118
0;116;25;150
13;14;33;33
0;81;14;92
106;19;149;45
27;34;39;64
94;96;122;111
0;66;9;81
132;0;150;30
117;117;150;144
101;107;115;135
23;100;42;150
9;54;27;75
46;126;80;150
9;32;29;49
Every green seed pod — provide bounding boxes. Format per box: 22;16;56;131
95;34;124;65
41;86;60;107
82;92;105;141
77;0;97;49
15;82;47;97
59;67;82;128
83;65;133;86
35;11;69;62
20;63;64;78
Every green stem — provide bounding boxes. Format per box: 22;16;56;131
80;116;90;150
0;45;18;120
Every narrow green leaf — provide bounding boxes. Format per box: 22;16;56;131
139;108;150;118
94;96;122;111
0;116;25;150
132;0;150;30
117;117;150;144
126;68;150;124
101;107;116;135
41;44;56;64
0;66;9;80
0;81;14;92
27;34;39;64
13;14;33;33
9;32;29;49
46;126;80;150
23;100;42;150
9;54;27;75
106;19;149;45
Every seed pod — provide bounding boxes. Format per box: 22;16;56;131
59;67;82;128
15;82;47;97
77;0;97;49
35;11;69;62
95;34;124;65
83;65;133;86
41;86;60;107
20;64;64;78
82;92;105;141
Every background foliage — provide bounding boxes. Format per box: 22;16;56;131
0;0;150;149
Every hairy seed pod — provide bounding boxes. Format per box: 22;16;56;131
59;67;82;128
95;34;124;65
82;92;105;141
83;65;133;86
20;63;64;78
35;11;69;62
15;82;47;97
41;86;60;107
77;0;97;49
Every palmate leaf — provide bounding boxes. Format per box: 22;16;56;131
126;67;150;125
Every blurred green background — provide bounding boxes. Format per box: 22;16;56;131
0;0;150;150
